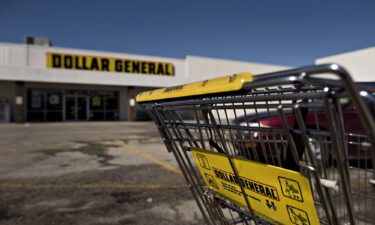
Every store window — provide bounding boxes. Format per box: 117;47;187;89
27;89;63;121
89;91;119;121
27;89;119;122
46;91;63;121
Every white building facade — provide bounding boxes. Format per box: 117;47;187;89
316;47;375;82
0;42;288;122
1;41;372;123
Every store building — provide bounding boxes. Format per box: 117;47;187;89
316;47;375;82
0;41;288;122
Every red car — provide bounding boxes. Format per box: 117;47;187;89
233;97;373;169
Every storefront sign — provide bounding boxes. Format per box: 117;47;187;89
46;52;175;76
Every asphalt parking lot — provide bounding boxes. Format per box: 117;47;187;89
0;122;203;225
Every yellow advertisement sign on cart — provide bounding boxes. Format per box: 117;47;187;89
192;147;320;225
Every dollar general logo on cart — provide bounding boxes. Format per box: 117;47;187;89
46;52;174;76
213;167;279;200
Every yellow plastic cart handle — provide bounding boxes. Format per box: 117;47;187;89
136;72;254;102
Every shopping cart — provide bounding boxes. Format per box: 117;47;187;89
136;64;375;225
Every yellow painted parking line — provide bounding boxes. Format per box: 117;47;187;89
0;183;186;189
115;140;183;176
0;145;18;152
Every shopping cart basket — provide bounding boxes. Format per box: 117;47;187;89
136;64;375;225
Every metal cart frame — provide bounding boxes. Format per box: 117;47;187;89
137;64;375;225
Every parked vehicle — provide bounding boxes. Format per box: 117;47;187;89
233;96;374;169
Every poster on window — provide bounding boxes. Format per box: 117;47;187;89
92;96;101;107
0;102;10;122
31;90;42;108
49;94;60;105
31;96;42;108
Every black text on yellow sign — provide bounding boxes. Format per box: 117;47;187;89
213;167;279;201
46;52;175;76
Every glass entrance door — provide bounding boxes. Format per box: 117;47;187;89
64;96;88;121
77;97;87;120
65;97;76;120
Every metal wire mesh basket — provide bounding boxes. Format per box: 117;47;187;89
136;64;375;225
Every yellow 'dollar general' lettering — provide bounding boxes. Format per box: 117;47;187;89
46;52;174;76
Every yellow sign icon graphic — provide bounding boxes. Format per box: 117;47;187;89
191;147;320;225
287;205;310;225
196;153;211;170
279;177;303;202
